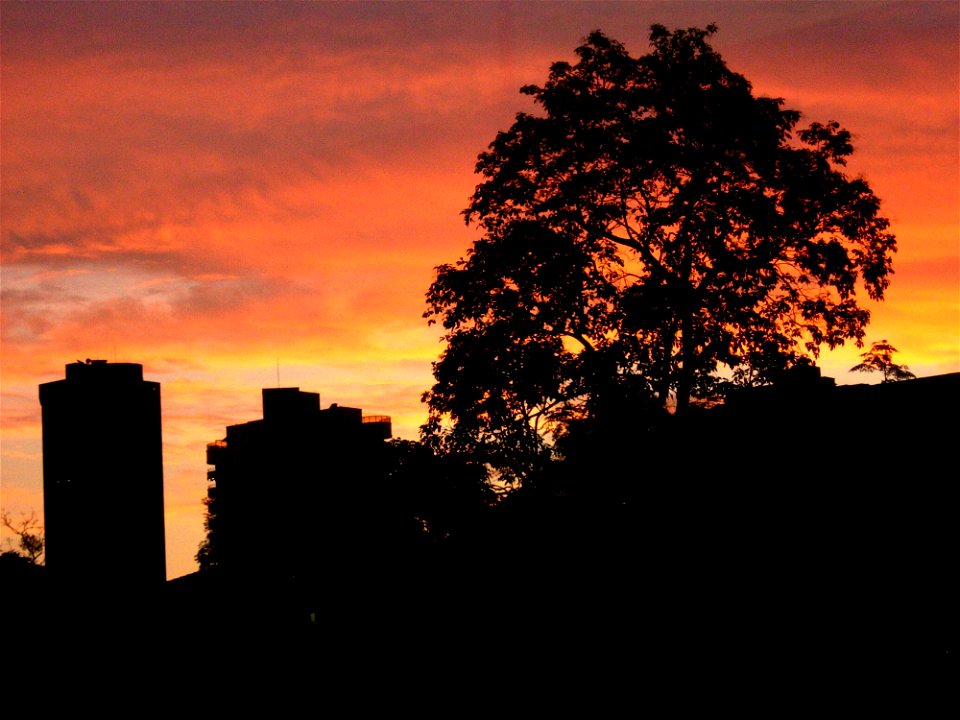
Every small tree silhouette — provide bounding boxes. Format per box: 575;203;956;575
850;340;916;382
1;510;45;565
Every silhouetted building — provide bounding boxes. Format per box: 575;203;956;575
682;368;959;657
39;360;166;587
203;388;392;577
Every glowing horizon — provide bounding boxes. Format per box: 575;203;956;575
2;2;957;579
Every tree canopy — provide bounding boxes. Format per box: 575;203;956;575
850;339;915;382
423;25;896;478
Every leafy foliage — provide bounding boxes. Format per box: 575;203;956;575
423;25;896;476
850;339;916;382
195;493;221;572
383;439;496;544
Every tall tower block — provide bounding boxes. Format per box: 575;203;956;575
39;361;166;586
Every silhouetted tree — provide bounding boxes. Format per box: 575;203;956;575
195;493;221;572
850;339;915;382
424;25;895;477
1;510;44;565
382;439;495;547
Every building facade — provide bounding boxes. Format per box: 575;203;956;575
202;387;392;577
39;360;166;586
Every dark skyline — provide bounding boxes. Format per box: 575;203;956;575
2;2;957;580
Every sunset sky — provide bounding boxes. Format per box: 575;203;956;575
2;1;957;580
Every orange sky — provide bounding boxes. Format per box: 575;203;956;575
2;1;957;580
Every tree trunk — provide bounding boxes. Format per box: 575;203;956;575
675;314;693;415
657;329;675;410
